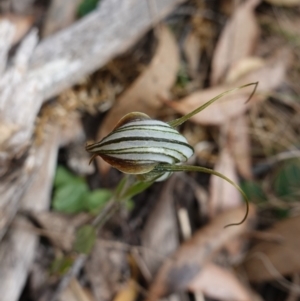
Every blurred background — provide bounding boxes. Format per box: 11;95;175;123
0;0;300;301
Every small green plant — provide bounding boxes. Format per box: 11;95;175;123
52;166;112;214
273;159;300;202
86;82;258;227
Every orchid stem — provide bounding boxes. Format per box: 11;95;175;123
154;164;249;228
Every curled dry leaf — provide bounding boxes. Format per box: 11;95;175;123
209;147;241;218
145;205;256;301
167;49;289;125
188;263;253;301
96;25;179;172
210;0;261;85
228;115;252;179
242;215;300;282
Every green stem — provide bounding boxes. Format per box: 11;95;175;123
168;82;258;128
154;164;249;228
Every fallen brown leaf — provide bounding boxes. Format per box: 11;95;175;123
167;84;252;125
85;240;128;301
188;263;253;301
96;25;179;172
166;49;289;125
210;0;261;85
145;205;256;301
31;211;90;252
183;32;201;78
209;147;241;218
141;177;179;277
113;279;138;301
228;115;252;179
226;57;265;84
59;278;95;301
242;215;300;282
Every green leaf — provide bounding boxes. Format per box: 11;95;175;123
85;189;112;213
73;225;97;254
273;159;300;201
54;165;78;188
53;180;89;214
241;180;266;203
77;0;99;18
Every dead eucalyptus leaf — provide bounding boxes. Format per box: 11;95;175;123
226;57;265;84
183;32;201;78
59;278;95;301
96;26;179;172
188;263;253;301
85;240;128;301
210;0;261;85
228;115;252;179
167;84;252;125
113;280;138;301
141;177;179;277
145;205;256;301
242;215;300;282
98;26;179;140
209;147;241;218
30;211;90;252
166;49;289;125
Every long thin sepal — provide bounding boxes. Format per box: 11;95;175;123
154;164;249;228
168;82;258;128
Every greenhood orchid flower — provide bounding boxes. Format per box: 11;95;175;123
86;82;258;227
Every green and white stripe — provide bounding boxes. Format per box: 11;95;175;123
86;113;194;175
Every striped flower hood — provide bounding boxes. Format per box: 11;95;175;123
86;112;194;178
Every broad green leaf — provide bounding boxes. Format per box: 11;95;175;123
273;159;300;201
53;180;89;213
85;189;112;213
54;165;79;188
241;180;266;203
73;225;97;254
